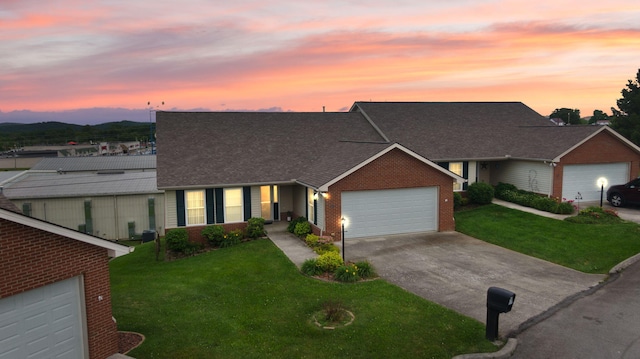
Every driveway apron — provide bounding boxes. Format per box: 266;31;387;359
343;231;605;336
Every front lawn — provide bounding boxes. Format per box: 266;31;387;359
110;239;497;358
455;204;640;273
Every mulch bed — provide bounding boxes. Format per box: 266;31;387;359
118;331;144;354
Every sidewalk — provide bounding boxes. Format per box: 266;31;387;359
265;221;317;267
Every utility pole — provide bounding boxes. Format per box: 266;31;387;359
147;101;164;154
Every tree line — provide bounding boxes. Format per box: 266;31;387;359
549;68;640;146
0;121;153;152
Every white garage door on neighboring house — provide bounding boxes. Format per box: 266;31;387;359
341;187;438;238
0;276;87;359
562;163;630;202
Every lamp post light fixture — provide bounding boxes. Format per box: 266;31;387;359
341;217;346;263
597;177;608;207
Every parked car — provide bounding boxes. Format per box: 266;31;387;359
607;178;640;207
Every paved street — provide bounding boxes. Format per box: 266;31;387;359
511;258;640;359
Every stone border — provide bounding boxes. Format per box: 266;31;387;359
312;310;355;330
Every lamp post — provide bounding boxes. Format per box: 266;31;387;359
597;177;608;207
147;101;164;154
341;217;346;263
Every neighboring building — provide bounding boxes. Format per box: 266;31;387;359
2;155;163;240
156;102;640;241
0;193;132;358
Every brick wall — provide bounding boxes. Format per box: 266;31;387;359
553;131;640;198
0;218;118;359
325;148;456;239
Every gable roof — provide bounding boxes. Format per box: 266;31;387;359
351;102;614;161
0;193;132;257
157;111;399;189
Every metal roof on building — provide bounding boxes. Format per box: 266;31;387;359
2;171;160;199
31;155;156;172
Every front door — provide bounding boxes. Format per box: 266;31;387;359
260;185;279;221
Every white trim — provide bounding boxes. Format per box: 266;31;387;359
318;143;466;192
0;208;133;258
553;126;640;162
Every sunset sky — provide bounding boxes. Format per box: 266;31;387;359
2;0;640;122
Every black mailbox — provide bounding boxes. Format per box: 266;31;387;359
487;287;515;313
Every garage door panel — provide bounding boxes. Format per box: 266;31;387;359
0;277;85;359
562;163;629;201
342;187;437;238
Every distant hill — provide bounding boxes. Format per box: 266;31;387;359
0;121;152;151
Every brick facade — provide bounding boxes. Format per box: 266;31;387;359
552;131;640;198
324;148;456;240
0;218;118;359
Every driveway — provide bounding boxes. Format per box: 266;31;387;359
342;231;605;336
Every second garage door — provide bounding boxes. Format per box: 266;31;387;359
341;187;437;238
0;276;87;359
562;163;629;202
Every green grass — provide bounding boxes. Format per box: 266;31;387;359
110;239;497;358
455;204;640;273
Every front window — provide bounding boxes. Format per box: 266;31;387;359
308;188;315;223
225;188;243;223
449;162;463;191
186;190;205;225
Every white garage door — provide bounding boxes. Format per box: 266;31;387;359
341;187;437;238
562;163;630;202
0;277;86;359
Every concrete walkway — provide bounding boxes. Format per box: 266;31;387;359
265;221;317;267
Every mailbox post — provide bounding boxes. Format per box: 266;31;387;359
486;287;516;341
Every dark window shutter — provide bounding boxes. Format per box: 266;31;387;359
243;186;251;221
463;162;469;190
215;188;224;223
176;190;186;227
206;189;215;224
313;199;318;225
148;197;156;230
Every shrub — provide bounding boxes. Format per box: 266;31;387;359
334;263;360;282
321;300;346;322
301;258;324;276
201;225;225;246
314;243;339;255
166;229;189;252
494;182;518;198
467;182;494;204
294;221;311;237
220;229;243;248
305;234;320;247
565;206;623;224
246;217;266;239
453;192;463;210
166;229;201;254
287;216;307;233
316;251;343;272
354;260;376;279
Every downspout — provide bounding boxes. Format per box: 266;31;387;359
114;195;119;240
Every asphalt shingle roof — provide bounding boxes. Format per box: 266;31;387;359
156;102;628;189
353;102;603;161
156;112;389;188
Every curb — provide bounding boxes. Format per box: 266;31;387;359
609;252;640;274
451;338;517;359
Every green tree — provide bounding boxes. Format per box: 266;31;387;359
589;110;608;124
549;108;581;125
611;69;640;145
